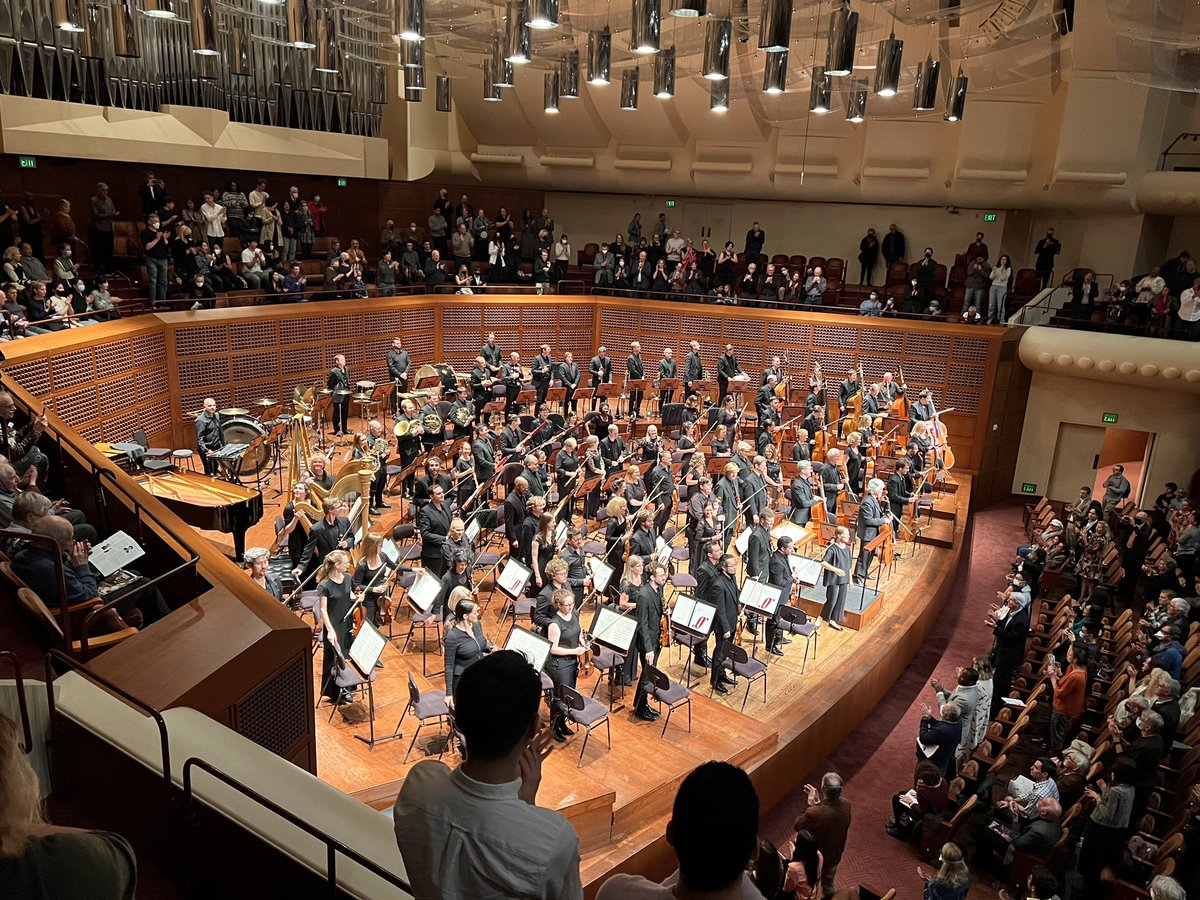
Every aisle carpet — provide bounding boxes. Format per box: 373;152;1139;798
760;501;1027;899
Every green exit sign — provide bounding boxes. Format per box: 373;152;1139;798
982;212;997;222
664;200;675;208
336;177;348;187
1021;483;1037;494
1102;412;1119;424
18;156;36;169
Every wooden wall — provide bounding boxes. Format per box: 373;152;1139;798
0;297;1003;476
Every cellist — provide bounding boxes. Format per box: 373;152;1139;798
837;369;861;438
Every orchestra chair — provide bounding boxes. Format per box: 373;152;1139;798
295;589;319;623
717;644;768;712
645;664;691;737
401;606;444;676
778;606;819;673
669;626;707;688
132;429;173;472
588;645;627;707
396;673;451;763
320;655;379;720
171;449;197;472
558;684;611;767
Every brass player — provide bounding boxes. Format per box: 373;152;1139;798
366;419;392;514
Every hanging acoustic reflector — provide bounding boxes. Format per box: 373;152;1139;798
620;66;640;109
912;54;940;109
874;35;902;96
824;1;857;77
762;50;787;94
757;0;791;53
710;78;729;111
395;0;423;42
654;45;675;97
845;78;867;121
703;17;731;80
588;27;611;84
191;0;219;54
436;74;452;111
630;0;661;55
560;49;580;97
809;65;831;113
483;59;502;100
944;67;967;121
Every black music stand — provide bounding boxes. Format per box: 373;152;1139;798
624;378;649;419
311;395;332;450
267;421;288;498
347;622;406;750
546;386;567;416
661;402;685;428
588;604;637;713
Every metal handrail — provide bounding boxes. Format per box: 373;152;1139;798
182;757;413;896
44;649;172;792
0;650;33;752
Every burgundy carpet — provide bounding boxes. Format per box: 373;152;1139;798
761;501;1027;899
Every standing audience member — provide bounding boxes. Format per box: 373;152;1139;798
89;182;118;275
793;772;852;899
393;650;582;900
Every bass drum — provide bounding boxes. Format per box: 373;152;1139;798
415;363;458;396
221;417;274;477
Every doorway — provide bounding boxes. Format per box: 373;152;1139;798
1045;423;1153;504
680;202;732;245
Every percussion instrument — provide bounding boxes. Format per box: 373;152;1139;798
219;407;249;417
332;390;352;400
352;392;373;402
219;416;274;476
253;398;277;408
211;443;249;460
355;380;376;393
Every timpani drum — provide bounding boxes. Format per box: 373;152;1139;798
220;417;274;477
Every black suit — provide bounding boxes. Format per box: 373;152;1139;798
387;348;411;412
990;605;1030;714
559;361;581;412
887;472;912;522
709;571;739;687
327;365;351;435
633;582;664;711
766;551;794;649
658;357;677;408
418;501;452;577
472;438;496;484
589;354;612;411
194;411;224;476
745;525;770;581
531;353;553;410
717;353;741;402
502;491;526;556
789;476;821;525
626;353;646;417
297;516;355;582
630;526;657;563
855;495;888;579
684;351;703;397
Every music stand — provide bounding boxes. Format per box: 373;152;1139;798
572;387;595;409
588;604;638;711
267;421;288;498
596;383;621;418
738;578;782;656
624;378;649;419
865;522;894;584
690;379;716;400
415;374;440;391
706;456;729;475
515;388;537;410
669;594;717;687
496;557;534;636
546;386;567;415
661;402;685;428
577;476;601;517
371;383;394;424
405;570;444;676
348;622;405;750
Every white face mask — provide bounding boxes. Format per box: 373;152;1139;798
63;249;72;257
75;282;84;291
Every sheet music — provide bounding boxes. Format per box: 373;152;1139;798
465;518;480;544
505;625;553;671
88;530;145;578
408;571;442;613
590;604;637;653
381;539;400;569
734;527;752;555
656;542;674;567
739;578;783;615
789;556;823;586
349;620;387;673
554;520;569;547
670;594;716;636
588;556;614;593
497;557;533;599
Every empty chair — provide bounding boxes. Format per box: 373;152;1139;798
396;672;451;763
559;684;611;766
133;429;173;472
778;606;819;672
322;654;378;719
589;644;627;705
718;644;768;712
645;665;691;736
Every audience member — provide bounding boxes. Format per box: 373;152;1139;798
915;841;971;900
793;772;851;898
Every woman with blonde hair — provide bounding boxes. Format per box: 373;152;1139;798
0;714;136;896
916;841;971;899
605;495;630;583
316;549;354;704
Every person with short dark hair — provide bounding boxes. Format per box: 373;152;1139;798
794;772;851;898
597;761;761;898
393;650;582;899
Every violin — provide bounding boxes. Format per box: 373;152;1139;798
581;635;594;678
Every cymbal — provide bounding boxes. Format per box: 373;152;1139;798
355;380;377;390
319;389;333;395
352;392;373;401
220;407;249;416
253;398;278;407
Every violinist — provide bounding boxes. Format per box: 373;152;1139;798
603;496;630;583
789;460;823;525
244;547;284;602
647;449;676;532
717;394;741;433
535;558;572;633
677;420;698;466
546;589;587;742
765;533;796;657
791;428;813;463
681;393;702;426
633;561;668;721
629;509;658;561
561;527;591;603
743;455;770;527
354;534;395;630
623;463;648;514
581;435;605;519
529;511;557;597
600;423;629;475
554;436;580;497
682;450;706;500
639;423;663;462
710;423;732;457
887;459;915;523
616;554;644;686
688;496;721;572
316;550;355;704
819;448;846;514
761;443;783;499
716;462;742;551
819;527;853;632
437;549;475;619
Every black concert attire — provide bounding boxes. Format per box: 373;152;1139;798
532;351;554;411
819;461;843;514
604;515;627;588
559;359;581;413
452;455;476;509
502;360;523;414
717;352;742;403
658;356;677;409
766;549;795;652
318;574;355;701
298;516;355;584
716;474;740;551
353;557;393;625
887;471;913;523
395;413;422;495
472;435;496;484
387;348;411;414
443;620;493;696
547;610;583;691
412;472;452;515
821;542;852;624
499;423;523;463
708;568;739;689
855;494;888;580
684;349;704;398
626;352;645;419
789;475;822;525
502;491;526;558
281;502;309;566
470;364;493;417
480;341;502;375
418;500;452;577
588;353;612;411
327;364;351;436
632;580;664;716
837;378;859;437
599;433;627;475
195;410;224;476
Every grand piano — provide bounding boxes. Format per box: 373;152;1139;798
133;470;263;561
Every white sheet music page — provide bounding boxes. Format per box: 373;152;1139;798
89;530;145;578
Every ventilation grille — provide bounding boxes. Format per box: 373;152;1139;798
233;654;310;759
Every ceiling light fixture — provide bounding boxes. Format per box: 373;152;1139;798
191;0;220;54
703;18;731;81
711;78;729;112
483;59;502;100
436;74;452;111
142;0;176;19
825;0;858;77
621;66;640;109
561;49;580;97
630;0;661;55
527;0;559;30
845;78;867;121
654;45;675;97
758;0;791;53
545;71;560;112
505;0;531;62
285;0;315;49
587;27;611;84
491;39;515;86
809;65;831;113
669;0;705;17
944;67;967;121
874;34;902;96
763;50;787;94
395;0;424;42
912;54;940;109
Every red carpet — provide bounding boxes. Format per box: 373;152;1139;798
761;501;1026;899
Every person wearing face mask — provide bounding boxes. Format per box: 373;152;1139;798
307;191;326;236
51;243;76;283
281;185;303;264
858;290;882;317
915;247;939;300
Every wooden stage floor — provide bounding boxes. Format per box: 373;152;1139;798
221;416;973;887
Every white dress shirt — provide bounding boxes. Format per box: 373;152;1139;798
598;871;766;899
393;761;582;900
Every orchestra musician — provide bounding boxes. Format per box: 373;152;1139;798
395;398;422;496
789;460;823;525
499;415;523;463
386;338;411;415
837;369;859;438
244;547;284;602
801;405;824;447
588;346;612;411
709;423;732;458
687;488;720;573
647;448;675;533
480;331;503;375
555;435;580;499
819;448;846;514
413;455;453;514
744;504;772;646
469;355;494;417
766;531;796;657
808;362;826;409
519;452;546;498
708;553;740;694
471;422;496;485
599;423;629;475
304;453;334;491
743;455;769;527
452;443;476;509
692;539;723;671
909;388;935;424
677;420;697;465
632;561;668;721
534;557;571;633
658;347;677;410
435;550;474;619
887;458;915;523
315;549;355;704
682;393;702;426
502;351;523;414
862;383;884;416
559;351;581;414
194;397;224;476
716;462;741;551
791;428;812;462
626;341;646;420
278;482;316;568
603;496;629;585
683;340;704;399
754;376;778;419
716;344;744;403
879;371;901;404
418;484;453;577
763;355;783;385
639;424;663;462
293;497;355;584
546;588;587;742
854;478;889;583
366;419;392;514
843;432;865;497
581;436;605;519
717;395;741;435
327;354;351;438
447;386;474;439
353;534;395;629
502;477;529;558
819;525;853;631
561;527;591;603
532;343;554;411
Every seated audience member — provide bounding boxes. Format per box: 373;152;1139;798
886;760;950;841
0;714;138;898
973;796;1062;874
187;273;216;310
0;394;50;480
282;262;307;303
859;291;882;316
1148;876;1187;900
997;865;1060;900
87;276;118;320
915;841;971;900
2;282;42;338
597;761;762;899
393;649;582;900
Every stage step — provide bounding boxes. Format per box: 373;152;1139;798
915;518;956;549
924;493;958;521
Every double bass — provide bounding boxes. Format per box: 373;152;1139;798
890;367;911;419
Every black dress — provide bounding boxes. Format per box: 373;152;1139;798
353;558;392;625
548;611;582;690
282;502;308;566
318;575;355;700
443;621;491;696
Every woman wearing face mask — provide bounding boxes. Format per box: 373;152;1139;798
307;192;326;236
51;243;76;283
554;234;571;283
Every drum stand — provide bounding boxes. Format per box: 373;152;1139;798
268;423;288;499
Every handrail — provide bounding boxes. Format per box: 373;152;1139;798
44;648;172;792
181;756;413;896
0;650;33;753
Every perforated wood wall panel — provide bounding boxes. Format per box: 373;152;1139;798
232;654;310;759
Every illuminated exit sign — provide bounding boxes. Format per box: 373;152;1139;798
1021;483;1037;494
664;200;676;208
1102;412;1119;424
982;212;997;222
18;156;35;169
